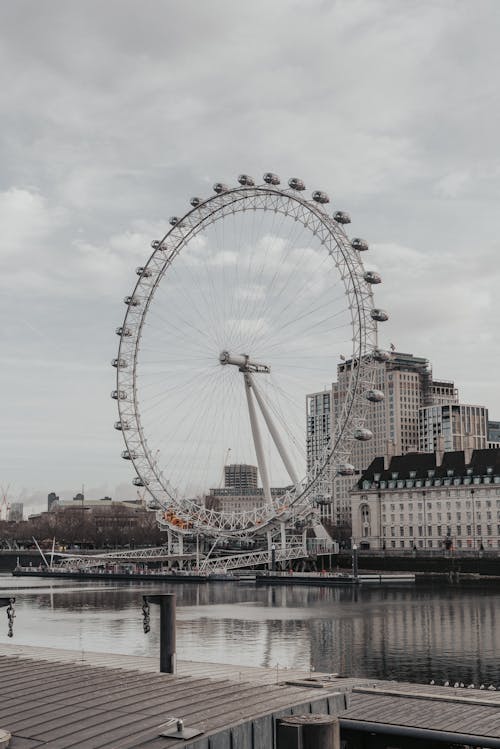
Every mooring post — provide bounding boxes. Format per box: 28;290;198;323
277;714;340;749
145;594;176;674
352;544;358;580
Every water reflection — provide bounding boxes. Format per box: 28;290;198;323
1;574;499;685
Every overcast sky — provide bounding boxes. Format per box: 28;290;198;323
1;0;499;514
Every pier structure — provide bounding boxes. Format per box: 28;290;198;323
2;644;500;747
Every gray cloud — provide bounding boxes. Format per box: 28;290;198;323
1;0;499;508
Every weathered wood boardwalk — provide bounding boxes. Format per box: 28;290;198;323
3;644;500;747
0;644;346;748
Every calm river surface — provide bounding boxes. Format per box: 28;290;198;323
1;574;498;685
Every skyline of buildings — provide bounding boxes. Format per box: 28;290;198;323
307;350;498;531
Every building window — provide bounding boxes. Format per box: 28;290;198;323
418;526;423;536
409;526;413;536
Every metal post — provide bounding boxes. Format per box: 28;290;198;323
277;715;340;749
271;544;276;573
352;544;358;580
280;521;287;553
145;594;176;673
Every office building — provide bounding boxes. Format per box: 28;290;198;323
419;404;489;453
306;389;335;521
224;464;258;492
8;503;23;522
47;492;59;511
488;420;500;448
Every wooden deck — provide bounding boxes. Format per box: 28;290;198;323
341;685;500;746
0;644;346;748
3;644;500;747
0;642;332;685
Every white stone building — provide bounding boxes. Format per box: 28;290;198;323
351;447;500;551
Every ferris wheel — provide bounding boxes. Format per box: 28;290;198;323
112;173;388;538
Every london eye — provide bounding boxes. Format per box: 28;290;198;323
112;174;387;545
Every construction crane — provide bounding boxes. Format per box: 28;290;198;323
0;485;11;521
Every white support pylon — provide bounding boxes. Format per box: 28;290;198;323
247;373;301;488
244;373;272;504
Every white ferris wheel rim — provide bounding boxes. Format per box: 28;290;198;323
114;182;379;536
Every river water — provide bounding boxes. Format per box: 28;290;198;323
1;574;498;686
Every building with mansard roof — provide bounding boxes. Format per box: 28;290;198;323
351;447;500;551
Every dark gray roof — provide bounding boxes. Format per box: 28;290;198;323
356;448;500;488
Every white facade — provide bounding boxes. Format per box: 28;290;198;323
351;448;500;551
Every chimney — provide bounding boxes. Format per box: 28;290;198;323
464;434;475;466
384;440;395;470
436;435;445;467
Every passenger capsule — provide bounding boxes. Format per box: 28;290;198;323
169;216;179;226
238;174;255;186
337;463;356;476
121;449;137;460
354;428;373;441
363;271;382;285
111;390;127;400
213;182;229;194
372;348;392;362
114;420;129;430
190;197;202;207
365;389;385;403
288;177;306;191
111;358;127;369
132;476;148;486
334;211;351;224
263;172;280;185
352;238;369;252
136;266;152;277
124;296;140;306
116;326;132;337
370;308;389;322
312;190;330;204
151;239;161;250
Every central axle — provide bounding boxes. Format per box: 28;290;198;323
219;351;270;373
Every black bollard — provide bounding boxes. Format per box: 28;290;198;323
277;714;340;749
144;594;176;674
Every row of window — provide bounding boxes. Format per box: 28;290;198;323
382;498;500;510
380;525;498;537
383;539;499;549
